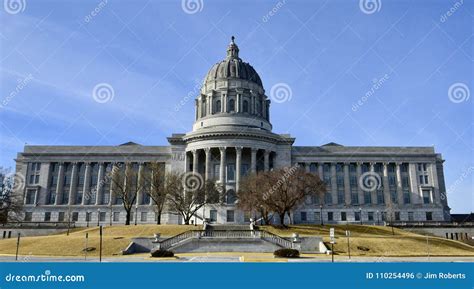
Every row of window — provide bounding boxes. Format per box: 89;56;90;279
299;211;435;222
24;211;157;223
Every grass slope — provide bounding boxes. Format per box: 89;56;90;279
0;224;472;257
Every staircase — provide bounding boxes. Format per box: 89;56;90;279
153;224;293;253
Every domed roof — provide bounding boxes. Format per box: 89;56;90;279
204;36;263;87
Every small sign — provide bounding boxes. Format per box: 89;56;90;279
345;230;350;237
330;228;335;242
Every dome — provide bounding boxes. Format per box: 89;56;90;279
203;36;263;87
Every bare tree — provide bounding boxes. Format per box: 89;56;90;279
0;167;23;223
166;172;220;225
143;163;167;224
237;173;273;225
111;163;145;225
238;167;326;226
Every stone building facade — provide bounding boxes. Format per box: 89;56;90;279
14;38;451;226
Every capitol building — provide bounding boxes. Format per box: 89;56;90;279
15;38;451;226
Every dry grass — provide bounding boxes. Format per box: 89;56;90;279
258;224;474;257
0;225;200;257
0;224;472;257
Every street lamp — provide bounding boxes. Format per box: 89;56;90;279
319;204;323;226
134;204;138;226
86;211;89;227
359;207;362;225
97;208;100;226
376;210;380;226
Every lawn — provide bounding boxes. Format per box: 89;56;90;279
0;224;472;257
259;224;474;257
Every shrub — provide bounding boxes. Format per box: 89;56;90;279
150;249;174;258
274;248;300;258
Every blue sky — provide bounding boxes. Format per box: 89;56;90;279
0;0;472;213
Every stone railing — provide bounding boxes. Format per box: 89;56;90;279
257;230;293;249
158;230;202;250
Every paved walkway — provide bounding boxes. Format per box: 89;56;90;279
1;254;473;263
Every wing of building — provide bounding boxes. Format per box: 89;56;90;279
14;37;451;225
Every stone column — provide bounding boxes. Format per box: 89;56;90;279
209;96;213;115
356;162;364;205
408;163;419;204
264;150;270;172
236;94;241;113
54;162;64;205
343;163;351;206
251;94;255;114
250;148;257;174
192;150;199;174
235;147;242;192
204;148;211;180
82;162;91;205
382;163;391;206
369;163;377;204
318;163;323;180
330;163;337;205
395;163;404;205
184;151;189;173
95;163;103;205
429;162;440;205
68;162;78;205
135;163;144;206
219;147;226;185
221;94;225;113
109;163;118;206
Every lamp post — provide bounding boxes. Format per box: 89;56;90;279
134;204;138;226
359;207;362;225
376;210;380;226
97;208;100;226
320;204;323;226
109;202;112;226
86;211;89;227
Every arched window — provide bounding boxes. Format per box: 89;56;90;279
226;189;237;204
229;99;235;112
256;102;261;115
215;100;221;113
243;100;249;113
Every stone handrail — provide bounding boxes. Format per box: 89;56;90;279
257;230;293;249
202;230;255;238
158;230;202;250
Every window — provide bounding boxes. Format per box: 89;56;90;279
226;210;235;222
243;100;248;113
390;190;398;203
244;211;251;223
402;176;410;188
422;190;431;204
113;212;120;222
24;212;32;221
47;189;56;204
408;212;414;221
403;191;411;204
327;212;333;221
336;163;343;172
324;192;332;205
349;164;356;173
28;162;41;185
336;176;344;187
58;212;65;222
388;176;396;186
401;163;408;173
210;210;217;222
214;164;220;179
364;191;372;204
337;190;344;204
354;211;361;221
351;192;359;205
227;163;235;181
377;190;384;204
368;212;374;221
201;99;207;117
228;99;235;112
85;212;91;222
215;100;221;113
341;212;346;221
61;188;69;205
300;212;307;222
426;212;433;221
99;212;106;222
314;212;321;221
72;212;79;222
241;164;249;176
395;211;400;221
75;190;83;205
25;189;36;204
141;212;148;222
350;176;357;186
225;190;236;205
